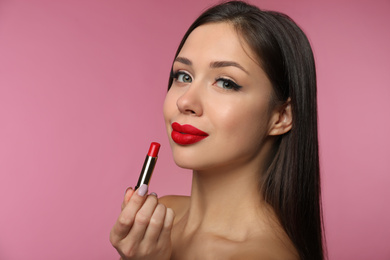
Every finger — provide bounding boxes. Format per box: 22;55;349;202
157;208;175;244
126;194;158;243
143;203;166;243
111;184;149;241
121;187;134;211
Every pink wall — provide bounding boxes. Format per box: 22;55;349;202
0;0;389;259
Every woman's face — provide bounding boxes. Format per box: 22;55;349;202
163;22;277;172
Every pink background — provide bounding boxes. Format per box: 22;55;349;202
0;0;389;259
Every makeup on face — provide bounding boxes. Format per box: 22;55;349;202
171;122;209;145
135;142;161;190
163;23;275;171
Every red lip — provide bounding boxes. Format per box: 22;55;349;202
171;122;208;145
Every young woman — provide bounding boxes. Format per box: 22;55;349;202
110;1;325;259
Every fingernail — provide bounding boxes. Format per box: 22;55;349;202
138;184;148;196
124;187;133;195
150;192;158;197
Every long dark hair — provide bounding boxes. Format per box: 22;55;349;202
168;1;325;259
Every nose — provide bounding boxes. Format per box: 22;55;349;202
176;83;203;116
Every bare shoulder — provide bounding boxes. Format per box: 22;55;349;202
230;235;299;260
159;195;190;208
159;195;190;222
228;241;298;260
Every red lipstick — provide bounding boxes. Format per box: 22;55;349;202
171;122;208;145
135;142;160;190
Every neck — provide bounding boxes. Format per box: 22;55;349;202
183;161;269;241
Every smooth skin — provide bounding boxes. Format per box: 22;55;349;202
111;22;297;259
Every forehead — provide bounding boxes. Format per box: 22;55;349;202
178;22;259;68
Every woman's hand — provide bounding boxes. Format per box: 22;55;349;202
110;185;175;260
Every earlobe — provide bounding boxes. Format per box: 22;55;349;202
268;99;293;136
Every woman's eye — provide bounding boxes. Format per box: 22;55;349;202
178;73;192;83
172;71;192;83
215;78;242;91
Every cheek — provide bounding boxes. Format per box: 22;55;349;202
216;98;271;141
163;90;176;123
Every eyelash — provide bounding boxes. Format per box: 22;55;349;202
170;70;192;83
215;77;242;91
170;70;242;91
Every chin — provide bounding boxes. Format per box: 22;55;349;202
172;154;232;172
172;155;212;171
172;155;199;170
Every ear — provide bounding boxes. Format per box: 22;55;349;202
268;98;293;136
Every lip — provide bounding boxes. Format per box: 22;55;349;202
171;122;209;145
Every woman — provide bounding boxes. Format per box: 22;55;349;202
110;1;325;259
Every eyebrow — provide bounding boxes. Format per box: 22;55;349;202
175;56;192;65
210;61;249;75
174;56;249;74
